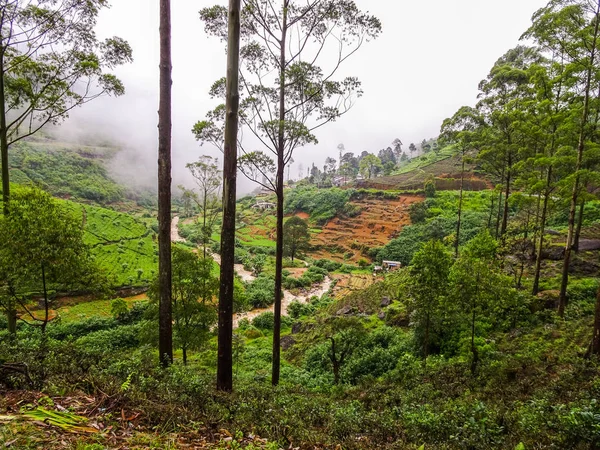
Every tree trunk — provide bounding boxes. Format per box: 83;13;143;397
6;302;16;334
455;154;465;258
470;308;478;375
572;199;585;253
0;43;16;334
41;263;48;334
487;192;495;229
533;168;552;295
332;361;340;385
0;43;9;214
591;286;600;356
424;312;430;361
202;187;207;258
271;2;288;387
500;152;511;238
216;0;240;393
183;346;187;365
158;0;173;367
495;189;503;239
559;1;599;317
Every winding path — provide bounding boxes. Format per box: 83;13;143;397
173;217;332;328
171;216;186;242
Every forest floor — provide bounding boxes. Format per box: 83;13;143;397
0;390;277;449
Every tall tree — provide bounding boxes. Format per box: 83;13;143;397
408;142;417;158
449;231;502;374
392;138;403;160
0;0;132;213
408;240;451;363
440;106;483;257
158;0;173;367
514;54;570;295
217;0;241;392
182;156;222;257
359;153;382;179
196;0;381;386
0;0;130;331
477;46;540;239
525;0;600;316
147;247;218;365
283;215;310;261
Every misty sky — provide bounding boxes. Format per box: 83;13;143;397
67;0;549;193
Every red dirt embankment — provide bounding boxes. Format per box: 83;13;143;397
312;194;423;262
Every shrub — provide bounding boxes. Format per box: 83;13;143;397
246;276;276;308
409;201;428;224
244;326;264;339
110;298;128;320
288;301;316;319
252;311;275;330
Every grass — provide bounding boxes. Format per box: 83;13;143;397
394;146;456;175
61;201;158;287
55;294;147;323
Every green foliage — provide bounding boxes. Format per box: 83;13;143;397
409;240;452;357
146;247;218;362
283;265;327;290
379;191;491;265
246;276;276;308
424;179;436;198
252;311;275;330
409;201;428;224
284;186;353;224
9;141;125;202
0;186;105;303
283;216;310;261
110;298;128;320
287;300;316;319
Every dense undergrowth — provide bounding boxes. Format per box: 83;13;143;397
1;275;599;449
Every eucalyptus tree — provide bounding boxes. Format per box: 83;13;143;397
408;142;417;158
477;46;541;239
449;231;502;374
195;0;381;385
524;0;600;316
217;0;242;392
0;0;132;212
514;54;571;294
181;155;222;257
440;106;483;257
408;240;452;364
157;0;173;367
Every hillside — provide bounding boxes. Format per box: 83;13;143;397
8;134;155;208
311;194;422;262
357;151;490;191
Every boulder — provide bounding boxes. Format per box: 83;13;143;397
577;239;600;251
336;305;354;316
378;311;386;320
291;322;302;334
380;296;392;307
542;246;564;261
536;290;561;310
280;335;296;350
569;258;600;275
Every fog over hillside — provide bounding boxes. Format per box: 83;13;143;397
55;0;547;195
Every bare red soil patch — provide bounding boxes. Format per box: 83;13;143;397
312;194;423;262
286;267;307;277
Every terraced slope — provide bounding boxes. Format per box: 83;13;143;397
311;195;423;262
